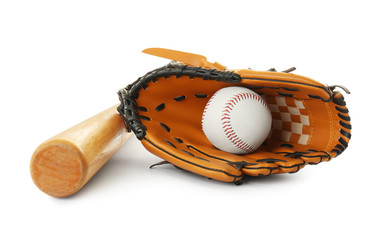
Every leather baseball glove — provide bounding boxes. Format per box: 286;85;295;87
117;48;351;184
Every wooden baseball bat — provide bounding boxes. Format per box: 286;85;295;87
30;105;132;198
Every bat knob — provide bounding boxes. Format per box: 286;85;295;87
30;106;132;198
31;141;85;198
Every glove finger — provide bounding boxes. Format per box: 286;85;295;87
186;136;305;176
141;134;243;183
240;149;306;176
186;142;283;174
274;143;331;165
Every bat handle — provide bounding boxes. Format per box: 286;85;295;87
30;105;132;198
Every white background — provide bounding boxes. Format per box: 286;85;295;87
1;0;371;239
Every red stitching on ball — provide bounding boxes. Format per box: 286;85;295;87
202;94;217;129
221;90;269;153
202;89;269;153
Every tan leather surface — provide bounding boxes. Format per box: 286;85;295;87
124;49;351;183
131;69;350;183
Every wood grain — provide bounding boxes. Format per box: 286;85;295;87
30;105;132;197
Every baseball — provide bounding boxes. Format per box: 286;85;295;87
202;86;272;154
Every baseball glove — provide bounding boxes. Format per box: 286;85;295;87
117;48;351;184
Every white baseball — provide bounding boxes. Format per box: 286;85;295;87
201;86;272;154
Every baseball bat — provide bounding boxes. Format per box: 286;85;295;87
30;105;132;198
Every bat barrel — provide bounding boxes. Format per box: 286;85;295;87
30;105;132;198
